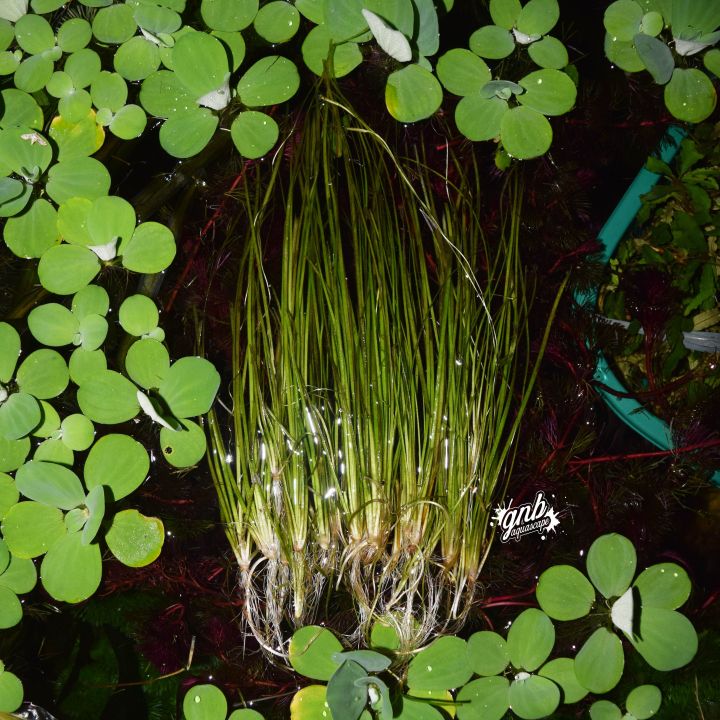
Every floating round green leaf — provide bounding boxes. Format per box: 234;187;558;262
536;564;595;620
633;33;673;84
91;71;128;112
518;69;576;115
68;348;106;386
0;584;21;628
183;683;227;720
160;418;206;467
407;636;472;691
455;94;507;141
87;195;136;248
1;500;65;558
0;322;20;383
65;49;101;89
230;111;278;159
469;25;515;59
120;221;176;273
139;69;195;117
59;414;94;452
589;700;622;720
119;294;159;336
237;55;300;107
254;2;300;43
324;0;371;43
0;19;12;50
586;533;636;599
38;244;100;295
369;618;400;651
0;51;20;76
633;562;691;610
109;104;146;139
385;64;442;122
604;34;645;71
81;485;104;546
704;48;720;78
0;668;22;714
0;437;29;473
456;676;509;720
105;509;164;567
0;553;37;594
507;608;555;672
3;199;59;259
58;89;93;124
58;18;92;52
326;659;366;720
0;540;9;574
32;401;60;439
72;284;109;318
211;29;245;71
34;437;74;465
628;606;697;671
0;177;31;218
604;0;643;41
46;157;110;204
114;36;161;81
14;55;54;93
538;657;588;704
0;125;52;177
201;0;258;31
14;14;55;54
490;0;521;29
46;70;74;98
134;3;181;34
77;370;139;425
158;107;218;158
0;392;40;441
574;627;624;694
41;530;101;602
84;433;149;500
301;24;363;77
0;473;19;518
501;105;552;159
517;0;559;36
28;303;78;346
125;339;170;390
467;631;510;676
508;674;560;720
49;110;105;160
76;314;108;351
64;507;87;534
173;30;229;100
158;356;220;418
289;625;343;681
527;35;569;68
16;349;68;399
664;67;717;123
626;685;661;719
296;0;324;22
229;710;265;720
15;460;84;510
0;89;44;129
436;48;491;95
639;10;663;35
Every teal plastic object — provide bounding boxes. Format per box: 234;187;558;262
582;126;720;485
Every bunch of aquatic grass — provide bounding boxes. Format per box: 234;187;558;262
206;89;565;653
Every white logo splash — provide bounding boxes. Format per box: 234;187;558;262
492;491;561;543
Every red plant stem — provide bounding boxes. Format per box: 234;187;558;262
480;601;538;610
568;437;720;469
163;164;251;314
482;588;537;605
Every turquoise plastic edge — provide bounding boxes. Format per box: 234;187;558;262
581;125;720;485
